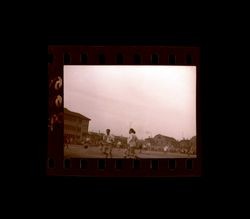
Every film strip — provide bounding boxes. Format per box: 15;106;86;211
48;45;201;177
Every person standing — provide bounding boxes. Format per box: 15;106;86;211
102;129;115;158
125;128;138;158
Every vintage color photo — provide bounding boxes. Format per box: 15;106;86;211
64;66;196;158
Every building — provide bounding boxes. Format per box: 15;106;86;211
153;134;178;147
64;108;91;143
190;136;196;147
189;136;197;154
179;139;191;149
144;134;178;151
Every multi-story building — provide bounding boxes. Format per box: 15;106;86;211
64;108;91;143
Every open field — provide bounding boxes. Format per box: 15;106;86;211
64;144;196;158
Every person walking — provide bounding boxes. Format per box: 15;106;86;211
125;128;138;158
102;129;115;158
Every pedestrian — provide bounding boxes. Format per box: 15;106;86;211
102;129;115;158
125;128;138;158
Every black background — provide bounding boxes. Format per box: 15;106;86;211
44;33;215;200
23;5;246;213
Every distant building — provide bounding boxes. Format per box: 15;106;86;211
190;136;196;147
153;134;178;147
114;136;127;144
144;137;155;145
64;108;91;143
189;136;196;154
179;139;190;149
113;136;127;148
144;134;178;150
179;136;196;148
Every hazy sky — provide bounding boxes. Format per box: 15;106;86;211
64;66;196;140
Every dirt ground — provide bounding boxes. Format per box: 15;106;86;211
64;144;196;158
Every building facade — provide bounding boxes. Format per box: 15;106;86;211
153;134;178;147
64;108;91;143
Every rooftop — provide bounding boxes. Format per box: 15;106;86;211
154;134;177;141
64;108;91;121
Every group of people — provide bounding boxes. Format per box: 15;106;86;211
101;128;138;158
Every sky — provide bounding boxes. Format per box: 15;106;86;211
64;66;196;140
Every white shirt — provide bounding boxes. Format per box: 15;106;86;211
103;134;114;143
127;133;138;147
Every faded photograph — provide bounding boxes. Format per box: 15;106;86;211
64;66;197;158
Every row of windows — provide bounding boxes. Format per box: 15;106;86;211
64;125;76;131
82;124;88;129
64;114;83;123
64;125;81;132
64;124;88;132
64;122;88;129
